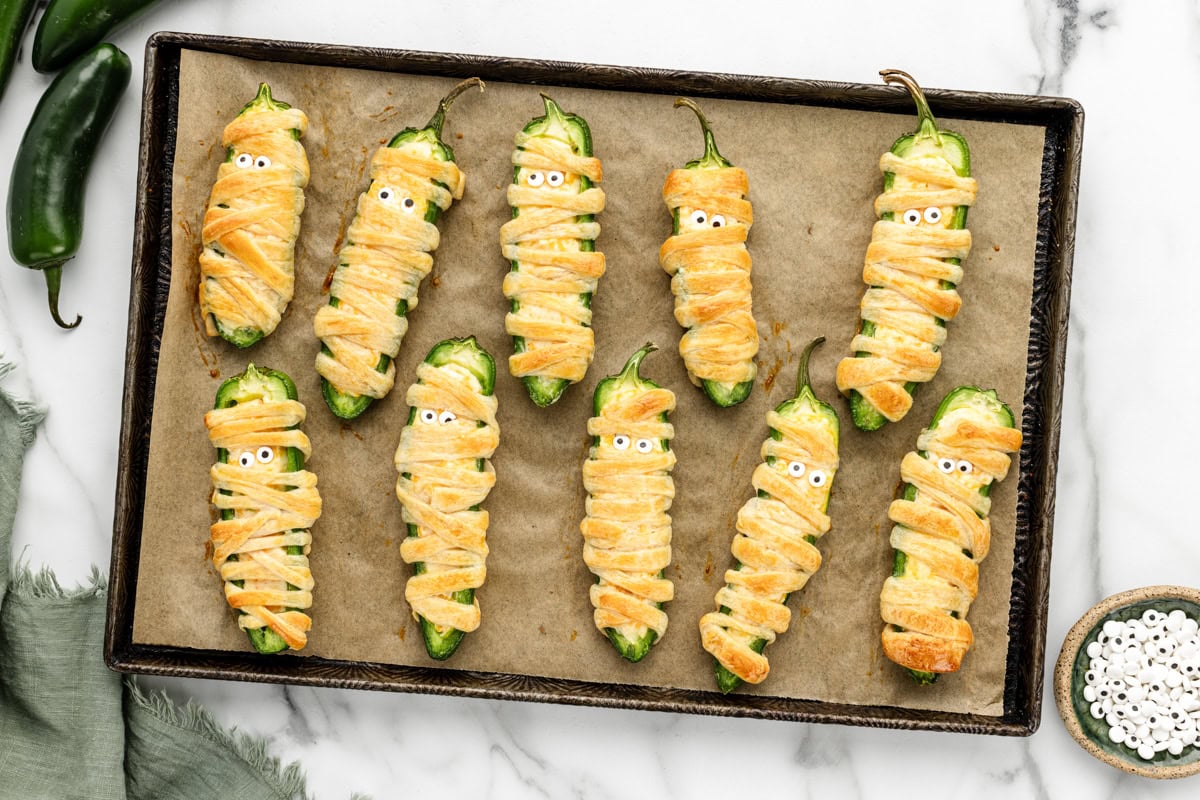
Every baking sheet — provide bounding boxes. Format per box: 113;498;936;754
131;48;1044;716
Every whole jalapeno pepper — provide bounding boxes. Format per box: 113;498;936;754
0;0;37;103
32;0;161;74
7;42;130;329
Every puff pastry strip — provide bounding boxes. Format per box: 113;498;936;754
836;70;978;430
205;364;321;653
314;79;480;419
699;338;839;691
394;337;499;660
880;386;1021;681
199;83;309;348
581;344;676;662
659;98;758;408
502;94;606;407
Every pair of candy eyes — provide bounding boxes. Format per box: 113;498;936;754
785;461;829;487
688;210;727;228
611;435;655;454
235;447;275;467
937;457;974;475
376;187;418;211
419;409;457;425
902;207;943;225
525;170;567;188
234;153;272;169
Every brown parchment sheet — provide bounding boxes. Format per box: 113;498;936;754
131;48;1045;716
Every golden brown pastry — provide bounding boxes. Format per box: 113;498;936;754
199;83;309;348
394;337;499;660
580;344;676;662
880;386;1021;682
659;98;758;408
205;364;320;653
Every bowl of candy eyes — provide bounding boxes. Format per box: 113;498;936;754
1055;586;1200;778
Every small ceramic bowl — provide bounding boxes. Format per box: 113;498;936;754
1055;585;1200;779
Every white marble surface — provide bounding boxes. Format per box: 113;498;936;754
2;0;1198;796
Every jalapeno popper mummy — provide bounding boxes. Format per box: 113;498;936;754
580;344;676;662
394;337;500;660
199;84;309;348
205;364;321;654
315;79;482;420
836;70;979;431
699;338;839;693
880;386;1021;684
659;98;758;408
502;94;606;407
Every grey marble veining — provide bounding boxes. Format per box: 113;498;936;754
3;1;1199;797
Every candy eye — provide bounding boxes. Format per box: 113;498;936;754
256;446;274;464
235;153;253;168
612;434;630;451
924;207;942;224
710;214;726;228
689;210;708;226
635;438;654;454
419;409;437;424
937;457;955;473
378;186;394;202
438;410;457;424
787;461;806;477
526;171;544;187
237;451;254;468
903;209;921;225
956;460;973;475
401;197;416;213
808;470;827;488
546;170;564;187
254;156;271;169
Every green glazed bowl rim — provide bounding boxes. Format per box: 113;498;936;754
1054;585;1200;779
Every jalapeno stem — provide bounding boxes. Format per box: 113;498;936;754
42;264;81;329
880;69;940;143
425;77;484;138
619;342;657;382
240;82;289;114
794;336;825;396
536;91;571;129
674;97;730;169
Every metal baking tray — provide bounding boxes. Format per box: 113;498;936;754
106;31;1082;735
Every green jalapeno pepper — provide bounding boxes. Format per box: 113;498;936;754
662;98;758;408
318;78;482;420
32;0;161;74
212;364;308;655
399;336;497;660
583;345;676;662
7;42;130;329
506;94;599;408
886;385;1016;684
848;70;972;432
711;337;840;693
0;0;37;103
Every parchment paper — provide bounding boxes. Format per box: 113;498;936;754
132;48;1045;716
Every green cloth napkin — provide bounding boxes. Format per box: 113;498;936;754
0;361;332;800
